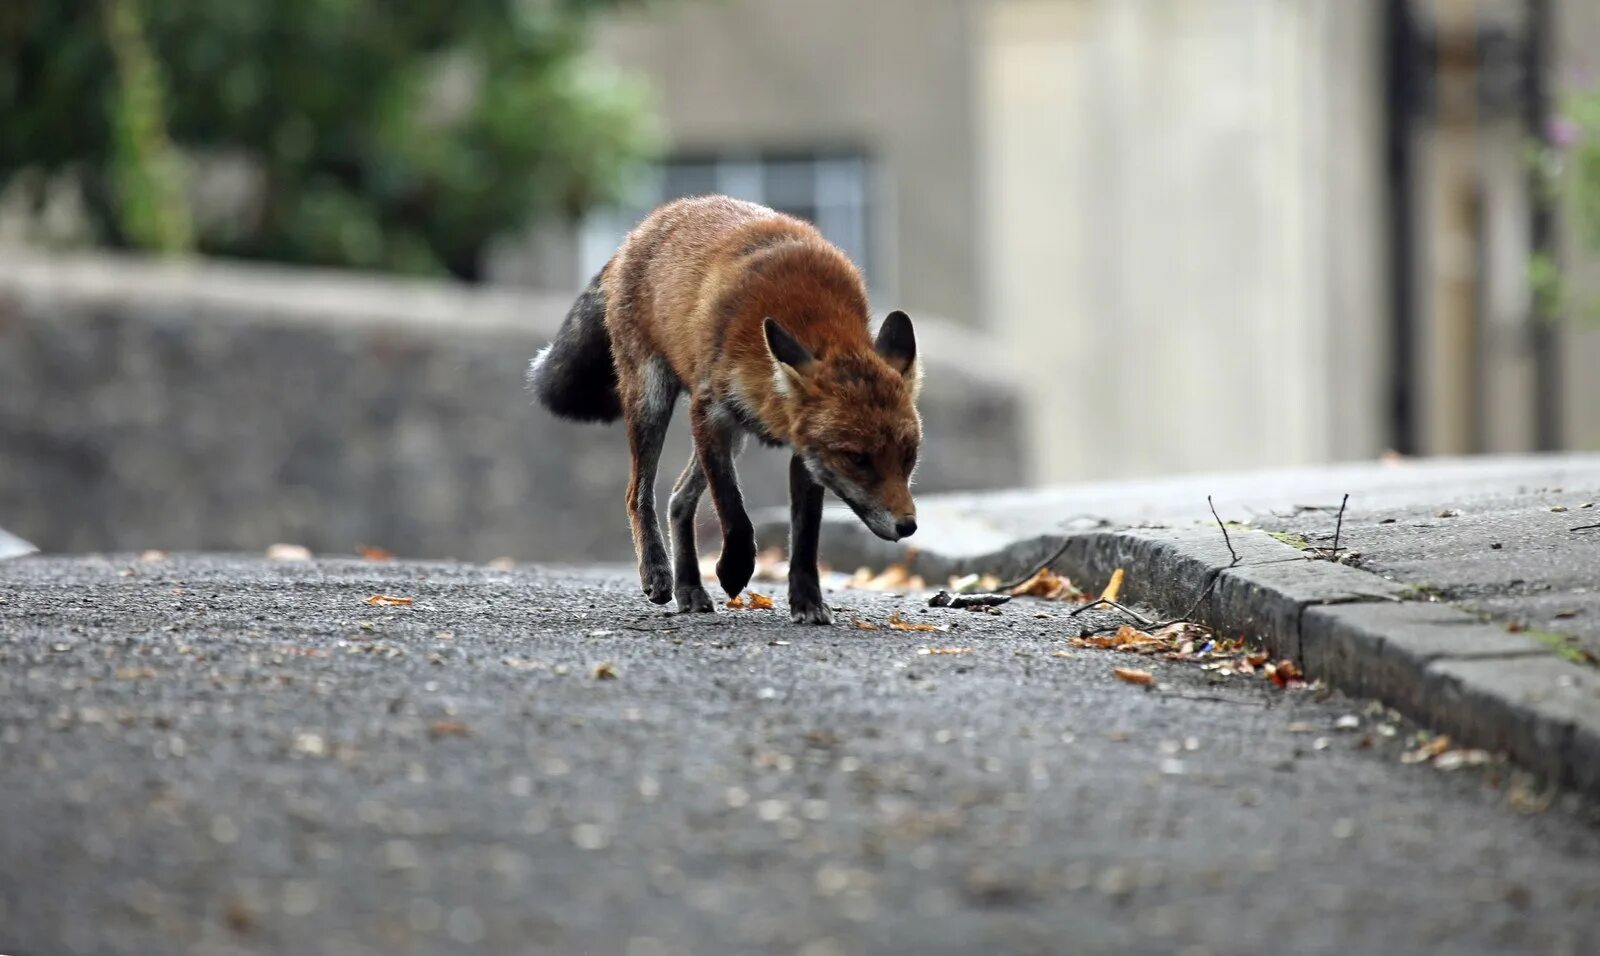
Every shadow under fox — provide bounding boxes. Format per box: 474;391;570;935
529;195;922;625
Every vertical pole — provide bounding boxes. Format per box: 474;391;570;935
1525;0;1562;451
1384;0;1419;454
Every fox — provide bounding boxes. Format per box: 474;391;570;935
528;195;922;624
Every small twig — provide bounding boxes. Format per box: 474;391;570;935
1146;496;1243;628
1330;492;1349;557
1211;495;1239;566
1068;598;1155;627
1065;497;1242;633
1571;523;1600;533
995;535;1073;592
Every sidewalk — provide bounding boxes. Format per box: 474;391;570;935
759;453;1600;797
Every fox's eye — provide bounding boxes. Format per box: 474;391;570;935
844;451;873;471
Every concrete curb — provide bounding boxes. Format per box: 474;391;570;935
767;514;1600;799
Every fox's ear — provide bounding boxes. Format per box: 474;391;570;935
874;310;920;388
764;318;816;395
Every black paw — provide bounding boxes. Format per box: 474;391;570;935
716;534;756;598
789;599;834;626
639;560;673;605
675;585;716;614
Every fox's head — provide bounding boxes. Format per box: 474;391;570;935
765;311;922;542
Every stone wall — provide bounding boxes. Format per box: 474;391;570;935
0;251;1022;562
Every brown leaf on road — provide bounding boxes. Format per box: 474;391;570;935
1099;568;1126;605
887;611;942;632
1268;659;1304;687
1008;567;1081;601
365;594;414;606
1400;734;1454;764
851;618;880;630
1070;624;1164;652
1112;667;1156;686
429;720;471;738
356;545;394;561
593;662;618;680
115;666;158;680
726;589;775;609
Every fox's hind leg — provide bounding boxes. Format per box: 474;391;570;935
689;398;756;599
667;454;715;613
622;358;680;604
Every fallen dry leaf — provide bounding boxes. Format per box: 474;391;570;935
429;720;471;738
115;666;158;680
1099;568;1126;605
1433;749;1492;771
1401;734;1454;764
365;594;414;606
887;611;942;632
1008;567;1081;601
593;662;618;680
724;591;774;610
357;545;394;561
1112;667;1155;686
918;647;973;656
1069;624;1166;653
1268;659;1304;688
266;543;312;561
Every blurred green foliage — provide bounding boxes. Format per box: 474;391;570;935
0;0;659;278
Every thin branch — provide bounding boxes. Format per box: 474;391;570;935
1068;598;1155;626
1064;496;1242;633
1330;492;1349;557
1151;495;1243;629
995;535;1073;592
1571;523;1600;532
1210;495;1239;565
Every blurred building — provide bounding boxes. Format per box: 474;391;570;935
496;0;1600;486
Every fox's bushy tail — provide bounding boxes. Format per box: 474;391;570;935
528;269;621;423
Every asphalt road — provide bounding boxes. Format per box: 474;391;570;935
3;555;1599;956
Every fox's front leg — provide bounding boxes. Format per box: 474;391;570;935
690;399;755;598
786;454;832;625
623;363;680;604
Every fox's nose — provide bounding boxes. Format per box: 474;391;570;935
895;517;918;539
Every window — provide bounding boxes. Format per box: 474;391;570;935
579;152;879;295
